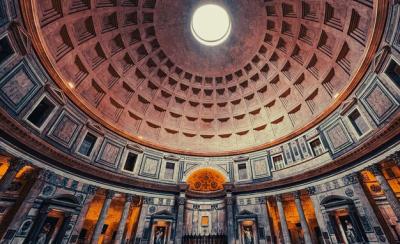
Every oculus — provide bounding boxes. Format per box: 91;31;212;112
191;4;231;46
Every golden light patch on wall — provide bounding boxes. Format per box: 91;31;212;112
201;216;209;226
186;168;226;192
267;199;280;240
283;198;300;233
82;193;105;238
0;162;9;178
99;196;125;243
15;166;34;179
125;201;142;240
361;166;400;197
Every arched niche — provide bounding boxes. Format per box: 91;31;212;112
185;167;227;193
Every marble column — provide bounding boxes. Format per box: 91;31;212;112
226;192;235;244
259;197;274;244
26;204;51;244
276;195;291;244
367;164;400;221
90;190;114;244
175;192;186;244
114;194;133;244
134;197;149;242
0;158;26;192
293;192;312;244
0;169;46;241
70;185;97;243
307;186;331;244
387;151;400;167
54;212;73;243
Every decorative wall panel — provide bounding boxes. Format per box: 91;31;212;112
251;157;270;178
322;119;353;154
360;78;398;124
0;60;41;113
47;110;82;148
96;139;123;167
139;155;161;178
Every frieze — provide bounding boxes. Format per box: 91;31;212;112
386;151;400;165
345;188;354;197
83;184;97;195
306;186;317;195
257;197;266;204
41;184;56;197
342;173;359;185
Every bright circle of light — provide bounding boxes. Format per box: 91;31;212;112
191;4;231;46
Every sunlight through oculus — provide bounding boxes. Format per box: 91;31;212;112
191;4;231;46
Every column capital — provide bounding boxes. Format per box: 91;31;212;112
366;164;382;176
342;172;360;185
223;183;234;192
306;186;316;196
275;194;283;202
258;196;267;204
85;185;97;195
8;158;27;171
387;151;400;165
177;196;186;205
106;190;115;199
293;191;301;199
178;183;188;192
126;194;134;202
143;196;153;205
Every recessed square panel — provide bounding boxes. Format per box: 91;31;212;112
0;60;41;113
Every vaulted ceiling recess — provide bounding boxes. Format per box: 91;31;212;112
22;0;382;155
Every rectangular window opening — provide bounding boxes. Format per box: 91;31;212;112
272;155;284;170
27;97;55;128
238;163;248;180
385;60;400;85
78;133;97;156
0;37;14;64
310;138;324;156
164;162;175;180
348;109;369;136
124;152;138;172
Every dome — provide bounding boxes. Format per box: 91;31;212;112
23;0;380;155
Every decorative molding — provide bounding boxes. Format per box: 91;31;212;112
7;22;32;55
126;143;144;154
306;186;317;195
233;155;249;162
86;120;104;136
164;154;180;161
106;190;115;199
44;84;66;105
8;157;27;171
